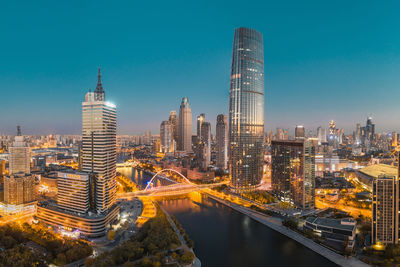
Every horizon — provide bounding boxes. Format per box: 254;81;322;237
1;1;400;135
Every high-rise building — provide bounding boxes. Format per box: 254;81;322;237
9;127;30;175
200;122;211;170
355;123;361;145
178;97;192;153
316;127;326;145
197;113;205;142
392;132;398;148
3;128;34;209
216;114;228;170
82;68;117;213
276;128;284;140
160;121;172;153
229;27;264;192
169;111;179;143
144;131;152;145
295;125;305;139
36;70;119;237
372;175;398;245
271;140;315;209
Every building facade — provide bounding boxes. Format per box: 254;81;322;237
81;69;117;213
295;125;305;139
372;175;398;245
216;114;228;170
271;140;315;209
57;171;90;214
178;97;192;153
169;111;179;144
229;27;264;192
160;120;173;153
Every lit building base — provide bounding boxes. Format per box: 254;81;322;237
0;201;36;216
36;202;120;238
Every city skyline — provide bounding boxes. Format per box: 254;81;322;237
2;1;400;134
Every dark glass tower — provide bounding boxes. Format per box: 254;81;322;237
229;27;264;192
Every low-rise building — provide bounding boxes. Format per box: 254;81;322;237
304;217;356;249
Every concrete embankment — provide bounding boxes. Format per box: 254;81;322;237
205;193;369;267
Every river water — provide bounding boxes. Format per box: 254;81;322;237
118;166;337;267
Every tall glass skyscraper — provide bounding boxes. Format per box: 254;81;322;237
229;27;264;192
178;97;192;153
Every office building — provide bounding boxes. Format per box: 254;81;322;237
81;68;117;213
317;127;326;145
197;113;205;142
229;27;264;192
178;97;192;153
169;111;179;143
271;140;315;209
9;127;30;175
200;122;211;169
372;175;398;245
216;114;228;170
160;121;173;153
37;69;119;237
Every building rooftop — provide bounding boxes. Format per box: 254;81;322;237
306;217;355;231
358;164;397;179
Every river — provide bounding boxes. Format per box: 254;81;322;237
117;166;337;267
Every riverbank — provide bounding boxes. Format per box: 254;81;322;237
205;192;369;267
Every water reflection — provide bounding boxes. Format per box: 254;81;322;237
160;194;337;267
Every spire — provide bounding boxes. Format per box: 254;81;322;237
95;68;103;93
94;67;105;101
17;125;21;136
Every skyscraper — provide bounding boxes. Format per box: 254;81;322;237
200;122;211;169
82;69;117;213
317;126;326;145
3;127;34;208
372;175;398;245
216;114;228;170
169;111;179;144
160;120;172;153
229;27;264;192
9;127;30;175
271;140;315;209
178;97;192;153
197;113;205;142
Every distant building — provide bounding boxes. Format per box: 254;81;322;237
372;175;398;245
216;114;228;170
160;121;172;153
200;122;211;169
295;125;305;139
317;127;326;145
1;128;35;215
271;140;315;209
197;113;205;143
168;111;179;144
9;128;30;175
178;97;192;153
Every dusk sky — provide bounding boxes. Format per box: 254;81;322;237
1;1;400;135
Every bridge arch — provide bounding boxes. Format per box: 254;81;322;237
144;169;192;191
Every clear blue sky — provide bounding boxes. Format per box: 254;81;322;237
1;0;400;135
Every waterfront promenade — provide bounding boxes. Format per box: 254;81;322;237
205;193;369;267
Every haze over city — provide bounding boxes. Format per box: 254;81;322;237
1;1;400;134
